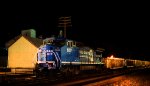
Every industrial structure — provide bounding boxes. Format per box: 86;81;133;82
6;29;43;73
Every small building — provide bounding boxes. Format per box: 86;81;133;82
6;29;43;73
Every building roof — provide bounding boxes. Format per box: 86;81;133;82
5;35;43;48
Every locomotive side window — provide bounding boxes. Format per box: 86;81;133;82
72;41;76;47
38;52;46;61
67;41;72;47
67;41;76;47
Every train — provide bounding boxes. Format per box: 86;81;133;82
34;37;150;76
34;37;105;75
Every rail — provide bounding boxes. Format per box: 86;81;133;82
0;67;34;75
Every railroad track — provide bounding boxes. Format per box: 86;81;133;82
0;68;146;86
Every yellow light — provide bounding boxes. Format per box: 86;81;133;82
110;55;113;58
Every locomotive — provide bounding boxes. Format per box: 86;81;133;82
35;37;105;75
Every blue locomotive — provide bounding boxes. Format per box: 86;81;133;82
35;37;104;75
36;37;61;74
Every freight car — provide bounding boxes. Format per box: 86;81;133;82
103;55;150;70
102;55;125;69
125;59;135;68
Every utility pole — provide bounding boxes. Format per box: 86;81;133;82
58;16;72;38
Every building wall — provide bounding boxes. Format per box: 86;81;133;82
8;36;38;68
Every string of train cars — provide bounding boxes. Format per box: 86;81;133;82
34;37;150;76
103;55;150;69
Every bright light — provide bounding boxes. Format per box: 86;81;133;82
110;55;113;58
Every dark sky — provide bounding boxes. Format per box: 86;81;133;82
0;3;149;60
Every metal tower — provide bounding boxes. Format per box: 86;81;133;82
58;16;72;38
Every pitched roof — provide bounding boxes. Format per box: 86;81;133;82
5;35;22;48
5;35;43;48
24;36;43;48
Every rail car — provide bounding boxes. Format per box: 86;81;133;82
102;55;125;69
125;59;135;68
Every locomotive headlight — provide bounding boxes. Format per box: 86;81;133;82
39;49;42;52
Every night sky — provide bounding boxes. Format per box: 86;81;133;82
0;4;149;60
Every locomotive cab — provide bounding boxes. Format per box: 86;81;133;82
35;38;61;75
